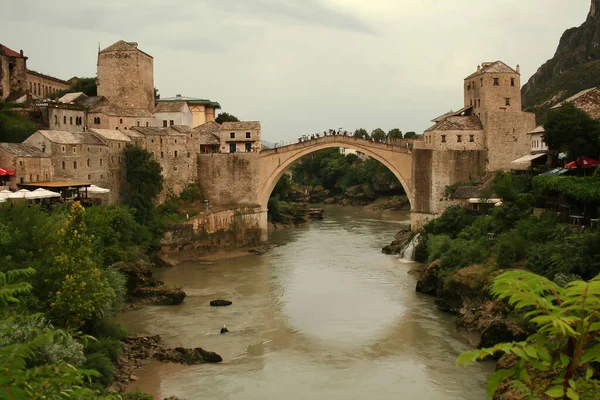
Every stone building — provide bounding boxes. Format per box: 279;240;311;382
26;70;70;98
156;95;220;127
0;143;53;189
189;121;220;154
87;98;154;130
41;102;87;133
128;126;195;201
219;121;262;153
419;61;536;171
97;41;154;113
23;130;110;188
154;101;193;127
89;128;132;203
0;44;27;101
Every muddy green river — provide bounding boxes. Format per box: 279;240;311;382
117;206;493;399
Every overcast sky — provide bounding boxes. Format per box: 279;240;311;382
1;0;591;142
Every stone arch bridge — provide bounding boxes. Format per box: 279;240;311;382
196;136;488;242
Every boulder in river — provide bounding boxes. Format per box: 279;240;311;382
154;347;223;364
381;228;412;255
135;287;186;305
415;260;441;295
210;299;232;307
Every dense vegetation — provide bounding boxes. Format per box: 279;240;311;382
0;101;37;143
0;147;164;397
51;77;97;99
215;112;240;124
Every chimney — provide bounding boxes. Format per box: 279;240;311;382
19;50;23;56
516;64;521;74
477;65;481;73
176;94;181;99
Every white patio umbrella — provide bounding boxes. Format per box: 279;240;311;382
7;191;27;199
87;185;110;194
28;188;60;199
0;190;10;194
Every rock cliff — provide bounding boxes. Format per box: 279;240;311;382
522;0;600;122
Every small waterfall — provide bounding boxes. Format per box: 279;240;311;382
400;233;421;262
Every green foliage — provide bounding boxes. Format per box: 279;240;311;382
388;128;403;139
544;102;600;163
122;388;154;400
179;183;204;202
424;206;475;238
533;174;600;203
457;271;600;399
271;174;292;200
0;107;37;143
495;231;527;269
215;112;240;124
371;128;386;142
353;128;369;140
492;171;532;204
403;131;417;139
123;146;164;228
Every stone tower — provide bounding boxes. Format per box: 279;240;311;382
0;44;28;101
463;61;536;171
97;41;154;112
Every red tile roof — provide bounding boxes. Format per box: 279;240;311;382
0;44;23;58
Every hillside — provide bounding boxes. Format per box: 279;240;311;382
522;0;600;123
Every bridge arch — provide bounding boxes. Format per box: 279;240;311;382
258;137;414;212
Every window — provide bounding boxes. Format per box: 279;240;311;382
70;116;73;125
469;134;474;143
511;78;515;87
163;120;168;127
87;147;90;152
470;99;473;106
61;146;66;153
87;159;90;167
493;78;499;86
36;175;39;182
169;120;174;126
73;161;77;169
187;152;191;158
230;132;235;139
245;143;252;152
174;151;178;157
505;98;511;106
174;166;178;172
118;156;121;163
174;139;177;144
120;118;123;124
19;161;22;166
441;135;446;143
478;99;481;108
29;174;32;182
137;121;140;126
160;138;163;144
63;116;67;124
246;132;251;138
146;121;149;127
72;147;76;153
480;78;483;87
100;159;103;166
161;151;164;159
20;177;23;184
88;174;91;180
54;115;57;125
151;139;154;143
61;161;65;170
100;174;103;179
457;135;462;143
151;151;155;158
118;143;121;149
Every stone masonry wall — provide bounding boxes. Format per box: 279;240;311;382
482;111;536;171
196;153;260;206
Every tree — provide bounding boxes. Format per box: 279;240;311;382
371;128;387;143
458;271;600;399
52;77;97;99
122;146;164;225
215;112;240;124
154;88;160;101
404;131;418;139
388;128;403;140
353;128;369;140
544;102;600;168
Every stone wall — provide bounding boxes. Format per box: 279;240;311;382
87;113;154;130
196;153;260;206
0;53;27;100
46;106;86;132
26;71;69;98
482;111;536;171
0;149;53;190
161;205;263;254
97;46;154;112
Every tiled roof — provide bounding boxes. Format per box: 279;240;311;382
130;127;185;137
431;106;473;122
154;101;188;113
170;125;194;134
0;44;23;58
527;125;546;135
465;61;518;80
99;40;153;59
221;121;261;131
193;122;221;144
76;96;106;109
26;70;68;85
551;87;600;120
89;129;132;142
58;92;87;104
158;96;221;109
452;186;482;199
36;130;106;145
88;101;153;118
425;116;483;132
0;143;49;158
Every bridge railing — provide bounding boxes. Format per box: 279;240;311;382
260;135;414;155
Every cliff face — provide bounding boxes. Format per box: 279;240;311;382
522;0;600;122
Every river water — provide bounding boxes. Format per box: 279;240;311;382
118;206;493;399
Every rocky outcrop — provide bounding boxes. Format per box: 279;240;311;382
522;0;600;122
365;196;410;212
210;299;232;307
381;228;412;255
415;260;442;295
112;335;222;392
134;287;186;306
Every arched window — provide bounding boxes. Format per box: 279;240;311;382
137;121;140;126
160;151;164;159
119;118;123;124
61;161;65;170
174;151;178;157
73;161;77;169
146;121;149;127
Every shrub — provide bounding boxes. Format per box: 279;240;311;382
180;183;204;202
122;388;154;400
425;206;475;238
495;231;527;269
438;238;487;271
427;235;453;263
83;351;114;389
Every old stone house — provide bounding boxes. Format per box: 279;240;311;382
26;70;70;98
419;61;536;171
154;101;193;127
219;121;262;153
156;95;220;127
89;128;133;203
88;98;154;131
0;44;28;101
189;121;221;154
23;130;110;188
0;143;53;189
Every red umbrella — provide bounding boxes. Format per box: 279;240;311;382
564;156;600;169
0;167;15;176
